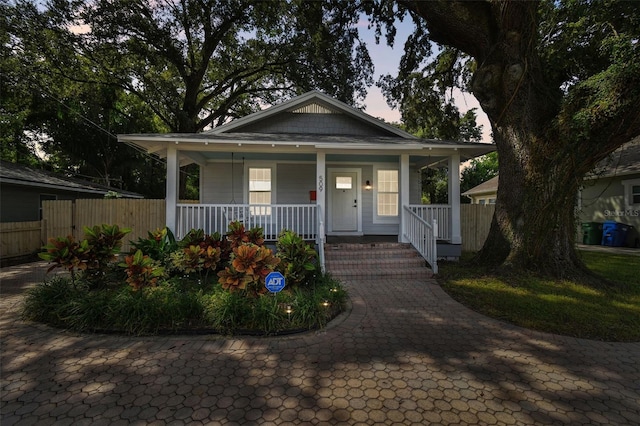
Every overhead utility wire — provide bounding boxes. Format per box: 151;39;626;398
37;87;167;167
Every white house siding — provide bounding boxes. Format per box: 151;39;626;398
200;159;423;236
234;112;391;137
276;163;316;204
580;176;640;230
201;163;245;204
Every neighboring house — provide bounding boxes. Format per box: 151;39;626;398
118;91;494;270
579;138;640;246
0;161;143;223
462;175;498;204
459;138;640;247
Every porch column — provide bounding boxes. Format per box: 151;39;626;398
399;153;410;243
316;151;326;243
166;145;179;233
448;152;462;244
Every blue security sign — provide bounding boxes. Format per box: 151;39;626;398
265;271;286;293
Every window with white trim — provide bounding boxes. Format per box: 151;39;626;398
249;167;271;214
622;178;640;207
377;169;398;217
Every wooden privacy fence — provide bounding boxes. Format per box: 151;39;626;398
42;199;166;253
0;221;44;259
461;204;495;252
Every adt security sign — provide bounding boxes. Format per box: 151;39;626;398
265;271;286;293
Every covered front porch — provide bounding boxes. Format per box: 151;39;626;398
119;91;493;275
173;202;452;274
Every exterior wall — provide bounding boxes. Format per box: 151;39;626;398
0;184;98;223
579;175;640;231
236;113;389;137
469;193;497;205
200;159;424;236
1;186;43;222
276;164;316;204
200;162;244;204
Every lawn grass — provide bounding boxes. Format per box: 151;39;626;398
438;250;640;342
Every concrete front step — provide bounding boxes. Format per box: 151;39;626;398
324;243;421;260
324;242;433;280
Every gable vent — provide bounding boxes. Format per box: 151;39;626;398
291;103;339;114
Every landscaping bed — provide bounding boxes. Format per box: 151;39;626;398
23;223;347;336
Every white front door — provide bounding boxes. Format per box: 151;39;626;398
329;170;360;233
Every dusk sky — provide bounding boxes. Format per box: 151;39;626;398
359;17;492;143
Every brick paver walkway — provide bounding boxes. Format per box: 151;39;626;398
1;262;639;425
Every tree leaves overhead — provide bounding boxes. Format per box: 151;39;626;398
17;0;374;133
5;0;375;196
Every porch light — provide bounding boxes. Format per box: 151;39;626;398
365;180;372;191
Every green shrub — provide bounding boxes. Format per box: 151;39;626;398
276;229;318;287
217;243;280;296
22;276;79;326
119;249;165;290
38;224;130;288
38;236;91;282
26;224;348;336
131;227;178;262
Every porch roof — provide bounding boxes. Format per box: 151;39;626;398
119;90;494;166
118;132;495;166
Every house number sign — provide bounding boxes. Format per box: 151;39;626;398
318;175;324;192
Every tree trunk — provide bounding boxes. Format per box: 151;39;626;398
407;1;639;278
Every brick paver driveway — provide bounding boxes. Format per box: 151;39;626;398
1;262;639;425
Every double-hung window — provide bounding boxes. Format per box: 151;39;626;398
622;179;640;208
376;169;399;219
633;185;640;205
249;167;272;215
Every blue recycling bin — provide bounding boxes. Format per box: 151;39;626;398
601;220;630;247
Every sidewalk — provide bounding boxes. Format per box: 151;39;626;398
1;262;639;425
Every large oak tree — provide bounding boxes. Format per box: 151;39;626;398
6;0;373;196
377;0;640;277
12;0;373;133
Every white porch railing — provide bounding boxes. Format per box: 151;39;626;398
403;206;438;274
408;204;451;242
176;204;318;241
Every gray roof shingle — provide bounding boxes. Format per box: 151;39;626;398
0;161;143;198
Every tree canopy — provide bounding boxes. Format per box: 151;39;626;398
375;0;640;277
3;0;375;195
10;0;373;133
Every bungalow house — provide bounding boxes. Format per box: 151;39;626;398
462;175;498;205
118;91;494;271
0;160;142;223
579;138;640;247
